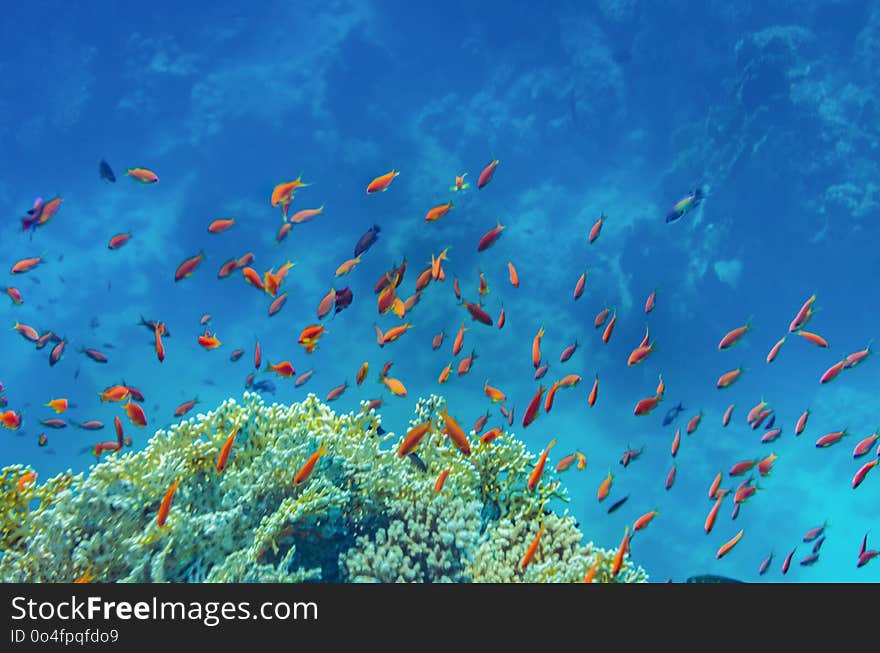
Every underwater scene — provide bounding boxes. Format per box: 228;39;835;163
1;0;879;583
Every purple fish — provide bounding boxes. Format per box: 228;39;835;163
49;340;66;366
40;418;67;429
334;286;353;313
78;420;104;431
353;224;380;258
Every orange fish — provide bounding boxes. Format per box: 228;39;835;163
11;257;43;274
366;170;400;194
157;479;179;526
434;469;451;493
602;311;617;344
767;337;785;363
271;176;308;207
99;385;130;403
0;410;22;430
336;256;361;277
289;205;324;224
266;360;296;377
544;382;560;413
627;343;655;367
796;330;828;348
45;398;69;413
174;251;205;282
480;427;503;445
452;323;467;356
633;394;662;416
633;510;658;532
326;382;348;401
656;374;665;397
583;557;601;583
457;350;477;376
16;471;37;493
686;411;703;434
398;420;434;457
440;406;470;456
588;375;599;407
216;427;239;472
718;320;752;350
484;380;507;403
520;523;544;571
717;366;745;389
527;439;556;490
380;323;414;346
298;324;327;353
356;362;369;386
611;526;631;578
208;218;235;234
795;409;810;435
197;329;222;350
705;493;725;534
508;262;520;288
532;326;544;368
450;173;469;192
127;167;159;184
589;214;604;244
317;288;337;319
124;401;147;427
241;266;266;291
555;452;578;472
415;267;433;292
438;362;453;384
294;444;329;485
382;376;407;397
598;470;613;501
425;201;453;222
497;306;506;329
430;247;449;281
716;529;745;559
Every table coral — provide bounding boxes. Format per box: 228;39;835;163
0;392;648;583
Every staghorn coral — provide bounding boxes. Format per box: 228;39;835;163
0;392;648;583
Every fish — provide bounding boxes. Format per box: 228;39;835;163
174;251;206;282
606;495;629;514
366;170;399;194
589;214;604;244
294;444;330;485
477;222;505;252
662;403;685;426
665;187;704;223
157;480;179;526
354;225;381;257
127;167;159;184
477;159;499;189
520;523;544;571
99;159;116;182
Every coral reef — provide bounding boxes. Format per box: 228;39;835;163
0;392;648;583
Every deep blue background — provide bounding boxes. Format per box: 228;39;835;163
2;0;879;582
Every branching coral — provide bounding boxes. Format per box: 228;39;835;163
0;392;648;583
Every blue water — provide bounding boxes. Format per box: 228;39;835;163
2;0;879;582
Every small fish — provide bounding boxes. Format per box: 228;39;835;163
589;214;604;244
477;221;506;252
662;403;685;426
606;495;629;514
127;167;159;184
665;187;704;223
294;444;330;485
174;251;206;282
216;428;239;473
99;159;116;182
366;170;399;194
716;529;745;559
157;479;179;527
477;159;499;190
527;439;556;490
353;225;381;258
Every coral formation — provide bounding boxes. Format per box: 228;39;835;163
0;392;648;583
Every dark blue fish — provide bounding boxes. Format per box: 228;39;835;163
334;286;353;313
662;403;685;426
353;224;380;258
99;159;116;183
812;536;826;554
764;414;776;430
407;452;426;473
252;379;276;395
607;495;629;514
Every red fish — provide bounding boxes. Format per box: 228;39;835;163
123;401;147;427
520;523;544;571
820;359;848;384
156;479;179;526
127;167;159;184
527;439;556;490
815;430;848;448
477;222;506;252
766;337;785;363
174;399;199;417
665;464;676;490
208;218;235;234
560;342;578;362
588;375;599;407
573;272;586;300
602;312;617;344
425;202;453;222
789;294;817;332
589;214;604;244
797;330;828;348
717;367;745;389
174;251;206;282
594;307;610;329
853;432;879;458
644;289;657;314
522;385;545;428
11;257;43;274
718;320;752;350
464;301;493;326
716;529;745;559
108;233;132;250
686;412;702;435
294;444;329;485
633;394;662;416
852;459;878;489
477;159;499;189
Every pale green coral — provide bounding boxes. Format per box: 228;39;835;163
0;392;648;583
